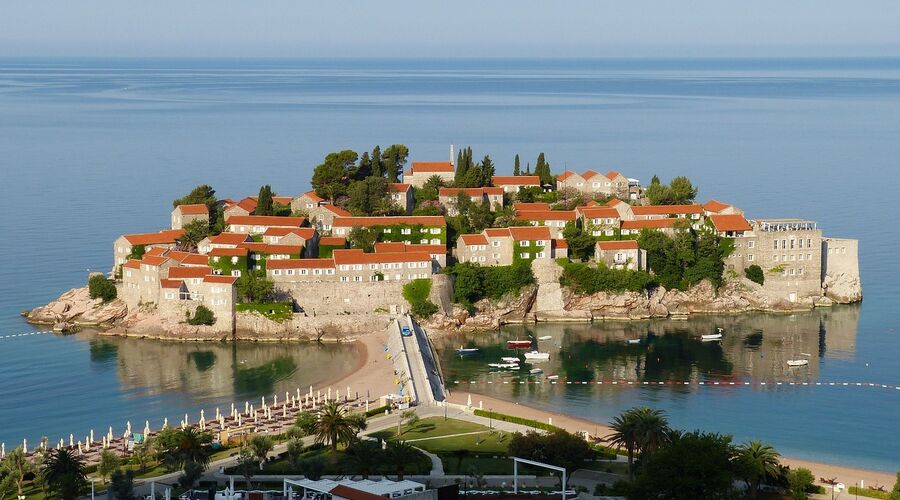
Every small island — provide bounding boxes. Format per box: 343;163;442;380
26;145;862;340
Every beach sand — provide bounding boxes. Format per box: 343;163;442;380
328;329;398;402
447;392;897;489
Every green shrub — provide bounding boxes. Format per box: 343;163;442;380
558;260;656;294
403;279;439;318
848;486;890;499
365;405;390;418
450;261;534;306
744;265;765;285
236;302;293;322
188;305;216;326
88;274;117;302
473;409;558;432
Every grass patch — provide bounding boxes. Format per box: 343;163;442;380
848;486;891;499
228;444;431;477
473;409;559;432
371;416;492;441
236;301;293;322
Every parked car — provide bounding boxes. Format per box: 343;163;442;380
401;326;412;337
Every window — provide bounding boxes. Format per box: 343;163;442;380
492;253;500;259
401;228;412;235
384;228;392;233
799;254;804;261
287;269;295;275
807;253;812;260
340;276;349;282
521;241;530;247
748;254;755;261
231;270;241;277
479;256;486;262
326;269;335;275
369;264;378;270
790;239;795;249
791;254;796;261
419;262;428;268
748;241;755;249
353;276;362;282
798;239;803;249
165;292;175;300
520;252;529;258
492;241;500;247
807;239;811;248
231;256;239;264
273;269;282;276
313;269;322;275
773;240;778;250
420;239;428;244
536;240;546;246
125;271;132;278
592;231;601;237
431;239;440;245
774;255;779;261
300;269;308;275
430;227;441;234
536;252;545;258
790;268;795;275
799;268;804;275
470;256;478;263
213;256;220;262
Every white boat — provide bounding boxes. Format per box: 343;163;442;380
787;359;809;367
488;362;520;370
701;333;723;341
456;347;480;355
500;356;520;363
530;368;543;375
546;374;559;381
537;335;553;341
524;351;550;361
625;339;641;345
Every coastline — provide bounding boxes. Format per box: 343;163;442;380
446;391;896;489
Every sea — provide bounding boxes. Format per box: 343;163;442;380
0;57;897;471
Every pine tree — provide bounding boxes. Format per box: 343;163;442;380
372;146;384;178
480;155;495;186
356;152;372;180
513;154;521;176
257;185;274;216
525;162;531;175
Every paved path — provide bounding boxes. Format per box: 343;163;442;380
403;430;489;443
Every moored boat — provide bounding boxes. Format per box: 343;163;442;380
701;333;723;341
546;374;559;381
625;339;641;345
488;362;520;370
537;335;552;341
787;359;809;367
530;368;543;374
507;339;533;349
500;356;520;363
456;347;480;355
524;351;550;360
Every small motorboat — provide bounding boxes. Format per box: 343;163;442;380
507;339;533;349
546;374;559;381
537;335;552;341
787;359;809;367
625;339;641;345
529;368;543;375
500;356;521;363
488;362;520;370
701;333;723;341
524;351;550;361
456;347;480;355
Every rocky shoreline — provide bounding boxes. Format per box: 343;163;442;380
25;264;862;341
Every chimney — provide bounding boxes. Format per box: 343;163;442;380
450;144;455;166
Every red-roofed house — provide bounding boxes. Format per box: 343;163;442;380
308;204;352;233
290;191;325;213
389;183;414;214
224;197;257;219
492;175;541;193
226;215;306;234
703;199;743;216
114;229;185;268
171;204;210;230
512;202;551;211
402;161;455;187
595;240;646;271
454;226;564;266
261;227;319;255
197;232;253;254
438;187;504;215
375;242;447;267
576;206;622;238
513;210;577;238
709;214;752;237
620;218;690;237
331;216;446;245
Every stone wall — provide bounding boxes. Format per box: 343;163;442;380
822;238;862;303
276;281;410;316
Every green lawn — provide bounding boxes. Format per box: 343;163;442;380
227;444;432;477
235;302;293;322
371;416;497;441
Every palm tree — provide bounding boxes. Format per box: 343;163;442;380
385;441;417;480
314;401;359;451
605;410;640;478
344;440;381;479
0;447;34;498
159;427;213;472
249;435;274;470
736;440;782;498
632;407;671;463
41;448;88;500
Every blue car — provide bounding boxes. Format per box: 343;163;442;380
401;326;412;337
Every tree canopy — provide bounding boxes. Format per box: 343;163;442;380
533;152;554;186
312;150;357;201
256;185;275;216
235;269;275;303
382;144;409;183
645;175;698;205
637;228;731;290
346;176;391;216
172;184;217;212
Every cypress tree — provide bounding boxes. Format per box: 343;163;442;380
513;154;521;176
257;185;274;216
455;149;468;186
372;146;383;178
480;155;495;186
356;151;372;180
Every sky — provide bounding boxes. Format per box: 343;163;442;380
2;0;899;58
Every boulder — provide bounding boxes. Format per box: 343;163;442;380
26;287;127;326
822;272;863;304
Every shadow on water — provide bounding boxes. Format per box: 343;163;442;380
89;338;118;364
187;351;216;372
232;356;298;395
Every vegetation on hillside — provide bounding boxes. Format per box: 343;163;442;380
88;274;117;302
187;305;216;326
644;175;698;205
558;259;656;294
403;279;439;318
310;145;410;215
448;261;534;307
637;228;732;290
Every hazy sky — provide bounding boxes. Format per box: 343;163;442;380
2;0;899;58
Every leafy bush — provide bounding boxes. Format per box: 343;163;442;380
450;261;534;306
508;429;595;473
188;305;216;326
558;260;656;294
847;486;890;499
236;302;293;322
637;228;730;290
403;279;439;318
365;405;390;418
744;265;765;285
88;274;117;302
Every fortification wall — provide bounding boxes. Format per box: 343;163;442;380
277;281;410;316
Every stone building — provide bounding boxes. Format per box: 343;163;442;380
389;183;414;214
226;215;306;234
491;175;541;193
595;240;647;271
171;204;209;230
331;216;447;245
402;161;455;188
266;249;434;284
290;191;324;214
556;170;635;199
576;206;622;238
374;241;447;268
438;187;504;216
514;209;577;238
821;237;862;303
454;226;567;266
113;229;184;269
223;197;257;219
197;232;252;254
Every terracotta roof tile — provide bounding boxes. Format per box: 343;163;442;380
122;229;184;246
411;161;454;173
203;275;238;284
508;226;552;241
581;170;604;180
301;191;324;203
515;210;577;222
577;207;620;218
703;200;732;213
710;214;752;232
160;279;183;289
208;233;252;245
263;227;317;239
175;204;209;215
389;183;411;192
141;255;170;267
122;260;142;270
167;266;212;279
319;236;347;246
209;247;249;257
597;240;639;250
555;239;568;249
226;215;306;227
459;234;489;246
492;175;540;186
319;205;352;217
513;202;551;211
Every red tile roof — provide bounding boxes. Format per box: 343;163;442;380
508;226;553;241
329;485;386;500
607;170;624;180
160;279;183;289
555;239;568;249
237;243;303;255
710;214;751;232
389;183;411;193
332;249;431;265
272;196;293;206
226;215;306;227
703;199;732;213
203;275;238;284
513;202;551;211
577;207;620;219
141;255;170;267
145;247;168;257
557;171;577;181
597;240;639;250
319;204;352;217
515;210;577;222
267;258;335;269
122;260;142;270
492;175;540;186
582;170;605;180
208;233;252;245
122;229;184;246
374;242;406;253
411;161;454;173
332;216;445;227
484;228;513;238
229;197;257;213
175;204;209;215
167;266;212;279
406;244;447;254
263;227;317;239
318;236;346;246
166;251;209;266
302;191;324;203
459;234;489;246
631;205;704;216
209;247;249;257
607;198;627;207
621;219;679;229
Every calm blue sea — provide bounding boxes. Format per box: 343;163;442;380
0;58;897;471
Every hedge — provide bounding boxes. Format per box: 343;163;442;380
558;260;656;294
403;279;438;318
365;405;390;418
473;409;559;432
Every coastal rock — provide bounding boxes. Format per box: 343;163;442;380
52;321;76;333
460;285;537;331
26;287;127;326
822;272;863;304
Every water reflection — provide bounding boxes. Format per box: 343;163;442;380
437;305;860;386
89;335;361;401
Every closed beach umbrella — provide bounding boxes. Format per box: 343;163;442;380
69;434;74;447
23;438;27;452
77;441;82;454
90;429;94;443
108;427;113;441
184;413;189;426
126;421;131;434
84;438;90;452
144;421;150;437
283;404;287;418
365;400;369;413
215;408;220;420
347;387;351;401
1;443;5;458
245;401;249;414
163;417;168;429
231;402;235;415
273;395;277;407
200;409;205;423
467;394;472;407
261;396;265;409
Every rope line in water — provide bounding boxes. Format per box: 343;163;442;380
454;379;900;391
0;331;53;340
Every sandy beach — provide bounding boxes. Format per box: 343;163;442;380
447;391;897;489
328;329;398;402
